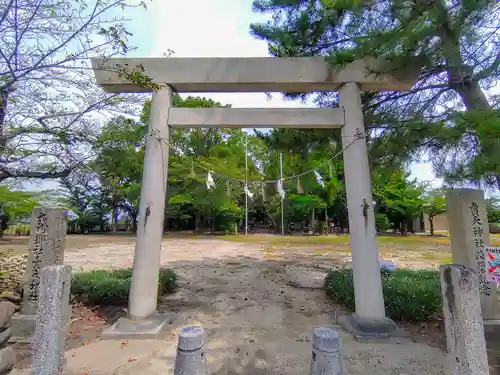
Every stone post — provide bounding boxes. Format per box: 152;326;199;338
310;327;344;375
101;86;173;339
10;207;67;343
440;264;489;375
32;265;72;375
0;301;17;375
173;326;209;375
446;189;498;319
338;82;398;339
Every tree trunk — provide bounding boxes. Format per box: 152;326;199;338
400;221;408;236
194;213;200;235
112;201;118;232
132;214;138;233
0;89;12;155
429;216;435;236
325;208;329;236
453;76;500;186
449;69;490;111
394;221;400;233
436;9;499;185
163;214;168;231
312;207;315;231
445;45;500;186
211;210;216;233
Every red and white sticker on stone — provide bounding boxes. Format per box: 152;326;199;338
484;246;500;283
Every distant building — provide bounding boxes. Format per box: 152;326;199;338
421;212;449;233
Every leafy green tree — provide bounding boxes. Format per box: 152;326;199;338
140;95;246;233
93;116;145;232
69;98;441;237
256;128;345;233
250;0;500;187
375;213;391;232
422;190;447;235
59;175;109;233
373;170;424;235
0;186;39;236
486;197;500;223
0;0;145;181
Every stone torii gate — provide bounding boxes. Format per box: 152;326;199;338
91;57;416;339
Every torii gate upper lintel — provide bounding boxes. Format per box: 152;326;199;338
91;56;416;93
91;57;418;340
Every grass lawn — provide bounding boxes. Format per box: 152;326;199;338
218;233;500;267
222;232;500;246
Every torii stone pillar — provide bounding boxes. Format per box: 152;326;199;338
101;86;174;338
337;83;399;338
339;83;385;318
91;56;417;339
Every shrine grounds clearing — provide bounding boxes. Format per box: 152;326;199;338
8;232;500;374
2;232;500;267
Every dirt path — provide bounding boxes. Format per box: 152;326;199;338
18;238;448;375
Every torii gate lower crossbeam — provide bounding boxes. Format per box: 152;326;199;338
92;57;416;340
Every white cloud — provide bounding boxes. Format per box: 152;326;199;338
411;161;443;188
144;0;313;109
139;0;441;185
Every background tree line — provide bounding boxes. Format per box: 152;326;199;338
1;94;477;237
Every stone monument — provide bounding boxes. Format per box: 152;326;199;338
440;265;489;375
446;189;498;320
9;207;68;342
32;265;72;375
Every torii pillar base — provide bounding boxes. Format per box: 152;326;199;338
101;312;175;340
338;314;408;341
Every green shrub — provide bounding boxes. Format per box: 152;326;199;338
5;224;30;236
71;268;176;305
324;268;442;322
224;224;237;235
375;214;390;231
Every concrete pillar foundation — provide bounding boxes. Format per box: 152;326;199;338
101;312;175;340
9;304;72;343
337;314;408;341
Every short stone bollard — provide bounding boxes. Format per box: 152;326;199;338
31;265;72;375
310;327;344;375
173;326;209;375
440;264;489;375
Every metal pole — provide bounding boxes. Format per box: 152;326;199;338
245;134;248;235
280;152;284;236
